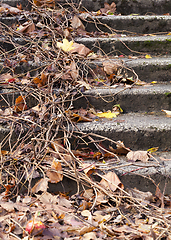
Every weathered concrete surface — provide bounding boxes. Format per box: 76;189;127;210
47;157;171;195
47;154;171;195
76;113;171;150
0;37;28;52
76;35;171;56
2;0;171;15
83;15;171;34
89;57;171;82
74;84;171;112
79;0;171;15
1;83;171;111
124;57;171;82
0;87;38;108
112;155;171;194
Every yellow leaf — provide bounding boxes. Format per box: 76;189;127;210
145;54;152;59
57;39;75;52
151;81;157;84
147;147;159;153
96;110;119;118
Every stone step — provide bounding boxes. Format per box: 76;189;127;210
0;56;171;84
2;14;171;36
75;84;171;113
75;35;171;56
2;15;171;35
90;57;171;83
1;83;171;112
113;153;171;194
79;0;171;15
2;0;171;15
76;112;171;150
83;15;171;35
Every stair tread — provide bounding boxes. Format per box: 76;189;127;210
77;112;171;131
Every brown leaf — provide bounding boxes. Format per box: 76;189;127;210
128;188;153;202
100;2;116;14
127;151;149;162
1;202;15;212
155;185;164;208
33;72;48;87
70;43;91;57
109;141;130;155
0;73;17;83
2;3;21;15
83;189;94;199
70;61;79;80
103;61;119;75
51;140;64;153
71;16;85;30
82;232;97;240
0;7;5;13
100;172;124;192
46;159;63;183
81;163;96;176
33;0;55;7
17;21;35;34
31;178;48;193
14;95;27;112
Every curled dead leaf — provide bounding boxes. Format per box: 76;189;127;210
46;159;63;183
31;178;48;194
70;43;91;57
14;95;27;112
103;61;120;75
127;151;149;162
71;16;85;30
17;21;35;34
100;172;124;192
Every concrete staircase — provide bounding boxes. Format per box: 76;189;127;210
1;0;171;193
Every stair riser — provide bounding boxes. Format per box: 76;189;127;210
75;92;171;113
77;121;171;150
89;59;171;83
2;0;171;15
79;0;171;15
84;16;171;35
1;85;171;112
76;37;171;56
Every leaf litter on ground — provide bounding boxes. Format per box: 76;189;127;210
0;1;170;239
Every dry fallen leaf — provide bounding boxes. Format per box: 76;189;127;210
109;141;130;155
33;72;48;87
127;150;149;162
96;110;119;118
70;43;91;57
14;95;27;112
103;61;119;75
46;159;63;183
82;232;97;240
31;178;48;193
100;2;116;14
17;21;35;34
71;16;85;30
70;61;79;80
100;172;124;192
57;39;75;52
145;54;152;59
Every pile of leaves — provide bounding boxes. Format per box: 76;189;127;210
0;0;170;239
